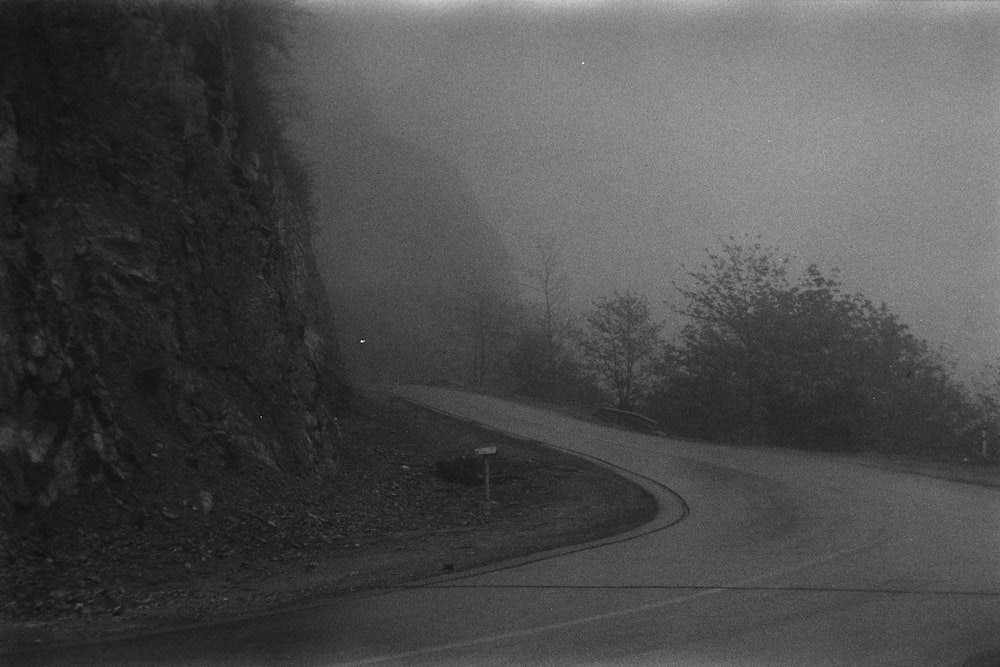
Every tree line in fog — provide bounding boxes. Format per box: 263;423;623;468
507;237;998;460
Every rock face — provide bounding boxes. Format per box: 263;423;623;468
0;1;349;514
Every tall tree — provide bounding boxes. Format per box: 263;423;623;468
580;291;661;410
973;361;1000;460
671;238;793;439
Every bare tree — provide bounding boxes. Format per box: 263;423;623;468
520;235;573;395
527;236;567;358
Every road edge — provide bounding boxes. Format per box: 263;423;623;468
378;391;690;589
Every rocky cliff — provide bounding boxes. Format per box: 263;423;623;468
0;0;349;516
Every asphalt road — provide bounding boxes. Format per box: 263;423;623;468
8;386;1000;666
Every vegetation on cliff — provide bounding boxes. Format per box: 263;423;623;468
0;0;348;518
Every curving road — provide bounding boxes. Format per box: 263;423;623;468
8;386;1000;666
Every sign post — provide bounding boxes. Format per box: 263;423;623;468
475;446;497;502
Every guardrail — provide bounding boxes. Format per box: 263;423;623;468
594;407;659;431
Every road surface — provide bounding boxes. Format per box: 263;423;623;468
7;386;1000;666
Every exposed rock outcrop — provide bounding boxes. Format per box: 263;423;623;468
0;1;349;514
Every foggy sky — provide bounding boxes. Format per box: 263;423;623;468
297;1;1000;377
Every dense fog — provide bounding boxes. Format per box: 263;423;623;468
291;1;1000;384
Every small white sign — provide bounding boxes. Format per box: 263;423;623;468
475;446;497;456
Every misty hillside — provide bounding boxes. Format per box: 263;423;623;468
0;1;349;517
300;71;517;383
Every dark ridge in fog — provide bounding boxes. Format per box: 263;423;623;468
292;18;515;382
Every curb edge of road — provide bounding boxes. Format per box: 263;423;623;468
0;392;691;661
381;393;691;590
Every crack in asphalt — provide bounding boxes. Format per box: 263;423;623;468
408;583;1000;596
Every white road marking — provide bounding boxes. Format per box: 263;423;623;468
335;537;878;666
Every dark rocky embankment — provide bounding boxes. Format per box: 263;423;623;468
0;1;348;519
0;3;664;647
